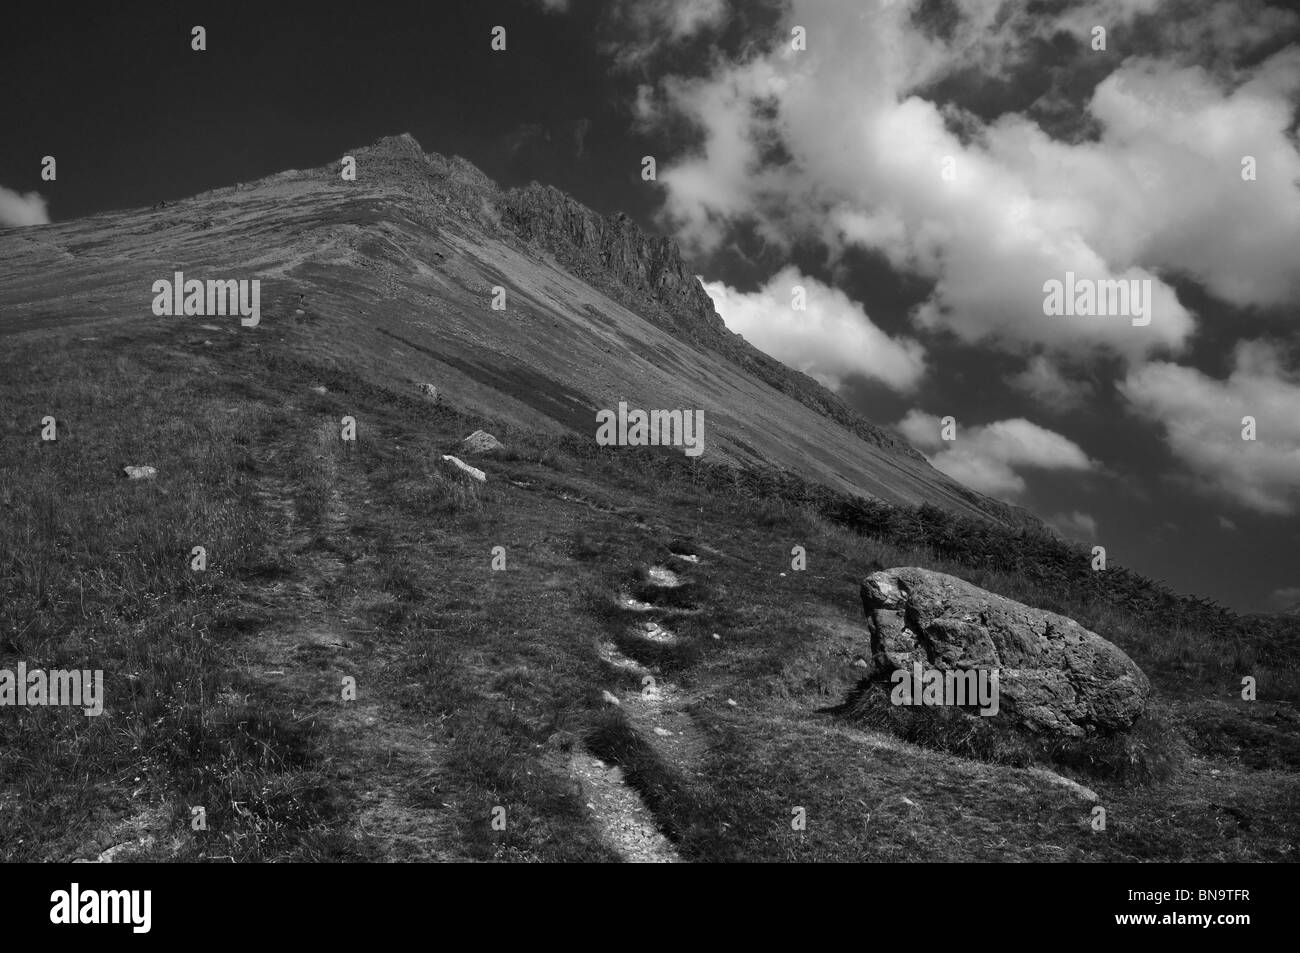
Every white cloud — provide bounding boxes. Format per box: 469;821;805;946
701;266;926;392
1120;340;1300;514
640;0;1300;363
897;410;1096;498
0;185;50;227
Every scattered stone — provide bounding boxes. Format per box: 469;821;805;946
310;385;327;394
639;622;677;645
712;632;721;640
417;383;441;403
647;566;682;587
618;592;655;612
654;727;673;737
860;567;1151;736
601;690;621;707
96;840;148;863
440;455;486;482
462;429;503;454
726;698;738;708
123;465;157;480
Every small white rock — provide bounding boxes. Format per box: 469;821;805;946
123;465;157;480
601;690;621;707
441;455;486;482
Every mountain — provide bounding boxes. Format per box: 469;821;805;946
0;133;1034;530
2;134;1296;865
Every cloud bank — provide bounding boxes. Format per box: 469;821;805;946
639;0;1300;363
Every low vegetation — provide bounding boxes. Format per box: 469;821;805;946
1;318;1296;862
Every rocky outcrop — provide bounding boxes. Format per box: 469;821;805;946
860;567;1150;736
501;183;728;345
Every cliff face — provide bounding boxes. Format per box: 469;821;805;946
501;183;729;345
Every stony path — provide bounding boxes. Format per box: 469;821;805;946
577;553;717;861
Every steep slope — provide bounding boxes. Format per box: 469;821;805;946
0;133;1032;527
2;137;1296;864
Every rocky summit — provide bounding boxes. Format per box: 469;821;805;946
860;567;1151;736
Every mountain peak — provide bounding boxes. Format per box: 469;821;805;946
353;132;426;158
341;134;495;196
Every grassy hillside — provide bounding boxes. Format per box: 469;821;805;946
2;316;1297;862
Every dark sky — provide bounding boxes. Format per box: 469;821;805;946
1;2;658;220
2;0;1297;612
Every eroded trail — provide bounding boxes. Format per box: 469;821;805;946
579;552;719;861
230;415;461;860
569;750;680;863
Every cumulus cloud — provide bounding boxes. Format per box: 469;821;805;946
1007;355;1095;413
897;410;1096;498
0;185;51;227
1119;340;1300;514
701;266;926;392
639;0;1300;363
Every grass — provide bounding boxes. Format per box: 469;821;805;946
1;315;1297;862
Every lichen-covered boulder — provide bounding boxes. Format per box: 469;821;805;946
860;567;1150;736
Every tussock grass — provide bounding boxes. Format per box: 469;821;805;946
3;321;1296;863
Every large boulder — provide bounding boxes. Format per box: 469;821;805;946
860;567;1149;736
461;430;503;454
